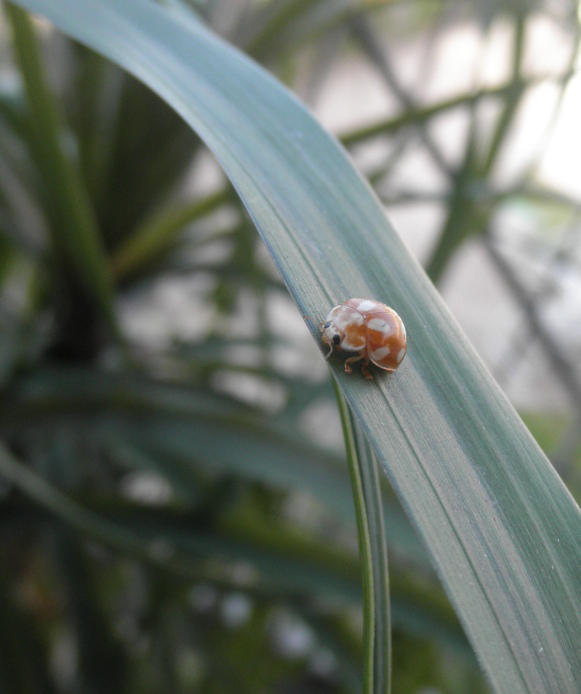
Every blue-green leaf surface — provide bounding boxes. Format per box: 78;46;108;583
7;2;580;692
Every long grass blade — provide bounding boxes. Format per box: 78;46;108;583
5;5;116;329
0;442;469;659
7;3;581;691
334;377;391;693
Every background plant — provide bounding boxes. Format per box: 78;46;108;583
0;1;579;692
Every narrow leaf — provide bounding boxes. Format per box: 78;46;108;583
111;188;230;279
0;444;471;660
1;367;427;569
8;3;581;692
5;5;116;328
335;378;391;694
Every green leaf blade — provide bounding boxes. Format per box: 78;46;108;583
8;2;581;692
335;378;391;694
6;4;117;329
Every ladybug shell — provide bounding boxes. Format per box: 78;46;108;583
344;298;407;372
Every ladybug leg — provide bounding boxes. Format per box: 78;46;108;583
344;352;364;375
361;358;373;380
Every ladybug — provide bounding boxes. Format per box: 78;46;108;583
321;298;406;379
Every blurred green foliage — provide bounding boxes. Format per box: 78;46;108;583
1;1;579;692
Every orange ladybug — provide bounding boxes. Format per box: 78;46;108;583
321;298;406;378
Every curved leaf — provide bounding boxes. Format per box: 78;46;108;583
1;367;426;569
335;379;391;694
0;444;472;664
8;2;581;692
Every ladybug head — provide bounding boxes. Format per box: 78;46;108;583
321;320;343;358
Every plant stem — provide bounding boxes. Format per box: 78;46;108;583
333;377;391;694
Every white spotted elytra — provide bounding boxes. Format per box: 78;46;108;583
321;298;406;379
